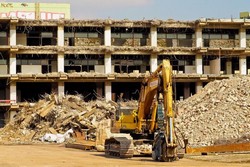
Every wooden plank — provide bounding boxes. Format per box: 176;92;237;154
27;130;37;140
65;143;95;151
38;102;54;117
186;142;250;154
63;100;85;112
83;108;97;118
48;127;57;134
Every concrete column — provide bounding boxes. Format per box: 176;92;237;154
239;56;247;75
184;83;190;99
104;26;111;46
226;59;232;74
240;28;246;48
58;53;64;72
210;58;221;74
10;24;16;46
195;54;203;74
57;25;64;46
150;26;157;47
150;53;157;72
10;82;16;103
105;53;112;74
195;27;202;47
196;81;203;93
105;81;112;100
58;82;65;96
9;53;16;74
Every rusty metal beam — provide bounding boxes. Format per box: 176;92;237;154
186;142;250;154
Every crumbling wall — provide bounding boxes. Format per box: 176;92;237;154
157;39;167;47
209;39;240;48
75;38;102;46
123;39;140;46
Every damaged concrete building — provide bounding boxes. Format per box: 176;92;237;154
0;17;250;125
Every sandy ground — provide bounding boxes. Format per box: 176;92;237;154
0;145;249;167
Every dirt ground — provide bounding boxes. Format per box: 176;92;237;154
0;145;249;167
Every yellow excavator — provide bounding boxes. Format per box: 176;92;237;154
105;59;178;162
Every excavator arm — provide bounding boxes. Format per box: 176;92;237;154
137;59;177;161
151;60;177;161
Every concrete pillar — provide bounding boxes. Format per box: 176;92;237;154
9;53;16;74
58;82;64;96
105;53;112;74
58;53;64;72
105;81;112;100
226;59;232;74
10;82;16;103
10;24;16;46
184;83;190;99
150;26;157;47
210;58;221;74
196;81;203;93
240;28;246;48
195;54;203;74
239;56;247;75
104;26;111;46
195;27;202;47
57;25;64;46
150;53;157;72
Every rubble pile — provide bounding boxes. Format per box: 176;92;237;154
0;94;117;144
175;76;250;147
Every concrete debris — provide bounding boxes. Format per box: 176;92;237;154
0;94;117;144
1;76;249;149
134;144;152;154
175;76;250;147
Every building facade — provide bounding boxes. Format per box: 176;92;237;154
0;17;250;124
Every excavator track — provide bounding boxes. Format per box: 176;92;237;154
105;136;134;158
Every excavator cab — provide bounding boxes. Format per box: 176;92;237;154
114;106;138;132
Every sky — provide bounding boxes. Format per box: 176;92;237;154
3;0;250;20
